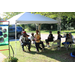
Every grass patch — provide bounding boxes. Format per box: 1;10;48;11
1;41;75;62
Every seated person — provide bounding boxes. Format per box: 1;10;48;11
35;30;45;53
68;32;74;43
45;31;54;47
57;31;62;50
31;33;35;44
62;32;74;45
62;33;70;45
19;32;31;52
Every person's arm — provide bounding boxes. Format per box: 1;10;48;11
19;36;22;43
35;34;41;41
48;34;51;39
37;37;41;41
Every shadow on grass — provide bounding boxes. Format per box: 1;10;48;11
26;45;75;62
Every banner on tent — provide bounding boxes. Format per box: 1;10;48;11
0;25;8;46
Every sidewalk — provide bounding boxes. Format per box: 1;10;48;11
0;53;6;62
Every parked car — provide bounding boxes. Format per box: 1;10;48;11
9;25;22;39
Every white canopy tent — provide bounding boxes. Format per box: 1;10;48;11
3;12;58;24
4;12;58;41
4;12;58;54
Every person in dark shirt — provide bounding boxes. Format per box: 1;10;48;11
62;33;69;45
57;31;62;50
45;31;54;47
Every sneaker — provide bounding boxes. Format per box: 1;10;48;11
37;51;39;53
23;50;26;52
41;49;43;52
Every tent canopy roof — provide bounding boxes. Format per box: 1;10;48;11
3;12;58;25
16;12;58;24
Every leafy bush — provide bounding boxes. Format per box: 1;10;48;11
4;56;18;62
67;27;74;30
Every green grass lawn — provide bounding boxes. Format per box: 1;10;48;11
1;41;75;62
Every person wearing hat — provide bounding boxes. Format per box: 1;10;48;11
19;31;31;52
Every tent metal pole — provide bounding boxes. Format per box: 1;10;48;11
15;22;17;54
38;24;41;36
35;24;38;30
58;12;61;32
35;23;41;35
8;21;10;58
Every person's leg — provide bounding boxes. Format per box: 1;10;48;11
39;41;45;51
22;45;24;51
57;41;61;50
26;42;31;52
21;43;26;52
45;39;49;45
35;42;39;52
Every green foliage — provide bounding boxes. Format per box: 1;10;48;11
41;24;57;30
19;24;26;29
19;24;36;31
4;56;18;62
3;12;23;20
61;16;75;30
3;12;75;30
33;12;75;18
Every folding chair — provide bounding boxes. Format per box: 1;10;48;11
64;39;73;50
19;41;27;51
51;40;60;49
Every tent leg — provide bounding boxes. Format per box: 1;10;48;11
38;24;41;35
35;24;38;30
35;24;41;35
8;21;10;59
15;22;17;55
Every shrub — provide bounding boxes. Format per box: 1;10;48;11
4;56;18;62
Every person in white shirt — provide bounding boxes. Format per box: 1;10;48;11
19;32;31;52
31;33;35;44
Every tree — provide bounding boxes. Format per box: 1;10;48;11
3;12;22;20
33;12;75;18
